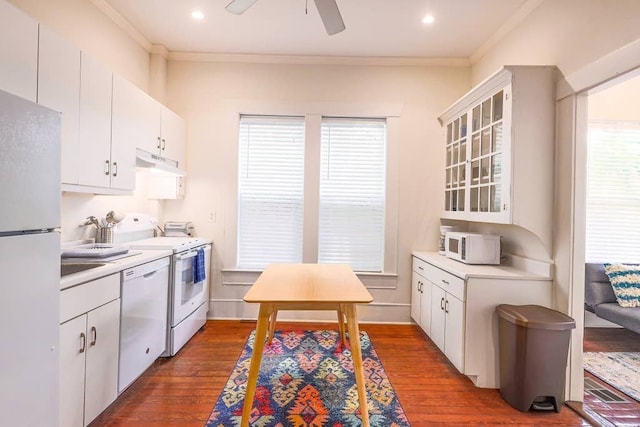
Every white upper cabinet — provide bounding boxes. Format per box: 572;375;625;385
0;0;38;102
438;66;556;246
160;106;187;169
37;25;81;185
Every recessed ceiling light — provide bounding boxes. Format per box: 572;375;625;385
192;10;205;20
422;14;435;25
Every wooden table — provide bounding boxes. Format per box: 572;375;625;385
241;263;374;427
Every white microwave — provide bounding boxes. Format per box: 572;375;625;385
444;232;501;265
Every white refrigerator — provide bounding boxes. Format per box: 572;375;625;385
0;89;61;426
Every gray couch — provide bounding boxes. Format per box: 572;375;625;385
585;263;640;334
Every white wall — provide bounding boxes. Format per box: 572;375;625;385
589;74;640;121
162;59;470;321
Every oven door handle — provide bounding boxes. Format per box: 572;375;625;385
177;251;198;261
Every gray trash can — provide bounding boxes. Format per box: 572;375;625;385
496;304;576;413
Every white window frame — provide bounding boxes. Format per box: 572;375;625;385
222;102;400;285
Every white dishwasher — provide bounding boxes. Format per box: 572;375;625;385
118;257;170;393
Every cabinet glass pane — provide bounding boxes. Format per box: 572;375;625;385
481;157;490;183
472;106;480;132
481;99;491;128
458;189;465;212
453;144;459;164
446;168;451;188
460;113;467;138
472;134;480;158
470;188;478;212
481;129;490;156
445;191;450;210
491;154;501;182
459;164;466;185
492;123;503;153
451;190;458;211
460;140;467;162
446;146;452;167
452;166;458;186
480;186;489;212
493;91;503;121
490;185;501;212
447;123;452;144
453;118;459;140
471;160;480;183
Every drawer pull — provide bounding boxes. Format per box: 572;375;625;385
442;279;450;285
418;266;424;270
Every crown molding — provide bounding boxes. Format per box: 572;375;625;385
167;52;470;67
89;0;152;52
469;0;544;65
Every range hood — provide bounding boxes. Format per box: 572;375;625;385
136;148;186;176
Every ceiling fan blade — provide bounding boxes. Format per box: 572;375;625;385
313;0;345;35
226;0;259;15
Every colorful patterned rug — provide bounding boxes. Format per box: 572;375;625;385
205;329;410;426
584;352;640;402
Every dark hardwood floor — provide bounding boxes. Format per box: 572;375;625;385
581;327;640;427
91;320;588;426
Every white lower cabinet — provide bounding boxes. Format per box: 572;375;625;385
60;274;120;427
411;252;553;388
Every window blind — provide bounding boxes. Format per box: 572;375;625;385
237;115;305;269
318;118;386;272
586;121;640;262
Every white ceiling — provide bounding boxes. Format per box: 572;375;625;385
101;0;534;58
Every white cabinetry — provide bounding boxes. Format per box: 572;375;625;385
438;66;556;248
59;274;120;427
411;259;432;335
37;25;81;185
78;53;135;191
160;106;187;168
411;252;553;388
0;0;38;101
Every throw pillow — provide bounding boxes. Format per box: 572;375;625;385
603;263;640;308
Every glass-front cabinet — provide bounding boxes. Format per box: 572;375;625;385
444;87;510;221
438;66;556;246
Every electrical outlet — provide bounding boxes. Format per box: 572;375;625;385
208;211;216;223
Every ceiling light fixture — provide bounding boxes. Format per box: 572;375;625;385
192;10;205;20
422;14;435;24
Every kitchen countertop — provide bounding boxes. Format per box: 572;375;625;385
60;249;173;290
412;251;552;281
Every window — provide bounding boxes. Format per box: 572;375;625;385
236;115;387;272
319;118;386;271
237;116;305;269
585;121;640;262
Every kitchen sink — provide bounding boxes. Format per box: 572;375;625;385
60;262;106;277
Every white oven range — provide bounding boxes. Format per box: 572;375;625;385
128;236;212;356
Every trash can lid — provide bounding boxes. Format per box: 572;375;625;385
496;304;576;330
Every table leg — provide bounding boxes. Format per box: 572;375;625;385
267;310;278;345
337;305;346;346
241;304;272;427
344;304;369;427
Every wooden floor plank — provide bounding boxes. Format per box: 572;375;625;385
90;320;589;426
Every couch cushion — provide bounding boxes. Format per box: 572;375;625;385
604;263;640;308
593;303;640;335
585;263;617;309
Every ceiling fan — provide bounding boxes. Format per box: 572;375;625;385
225;0;346;35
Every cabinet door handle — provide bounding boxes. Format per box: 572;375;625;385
162;138;166;150
104;160;110;176
442;279;449;285
79;332;86;353
157;136;161;149
440;297;445;311
112;161;118;177
90;326;97;346
445;299;449;314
